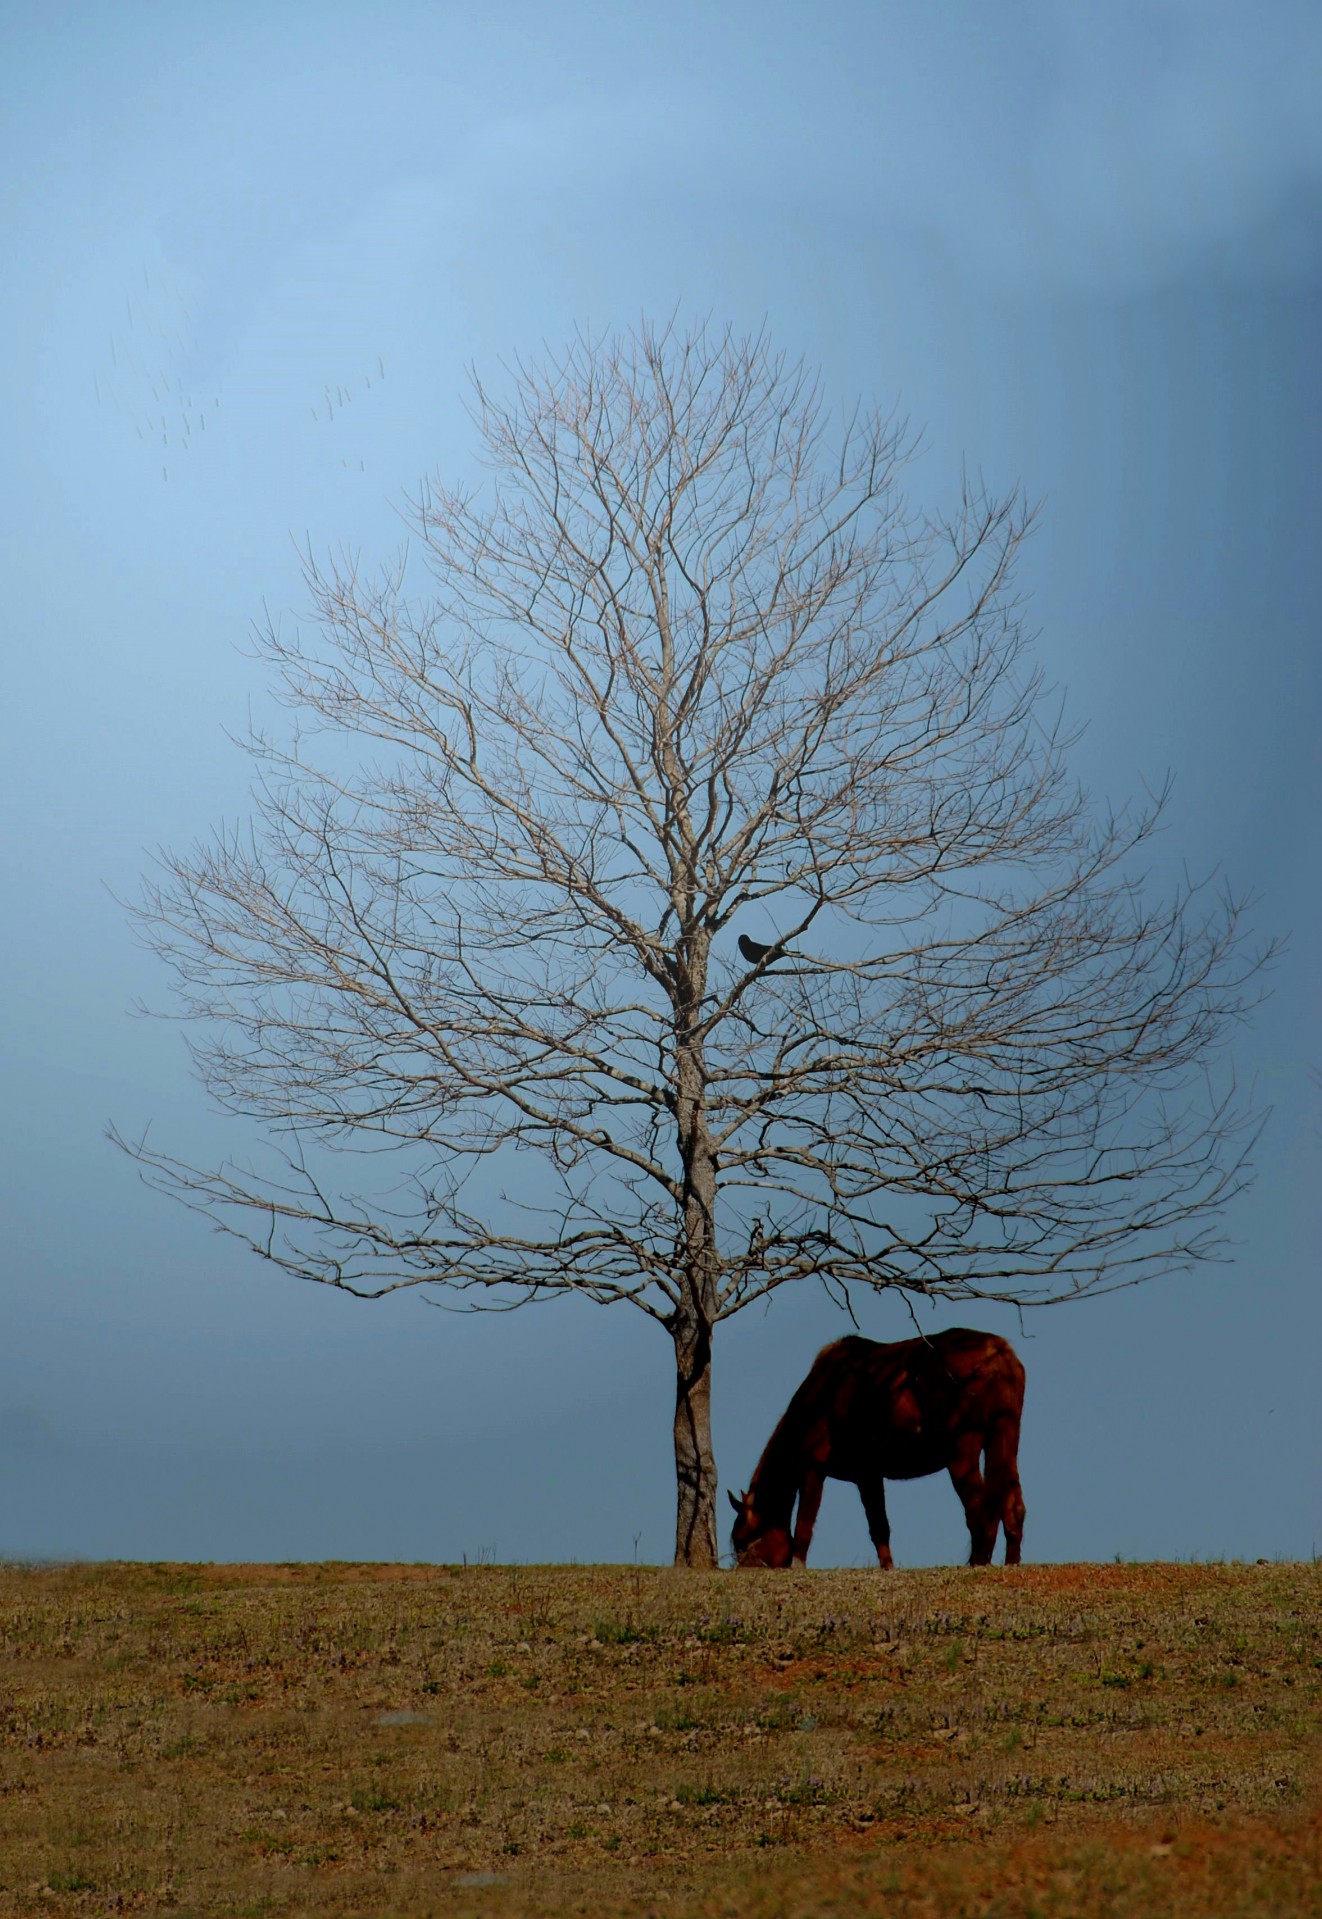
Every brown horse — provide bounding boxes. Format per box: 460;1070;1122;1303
730;1329;1026;1569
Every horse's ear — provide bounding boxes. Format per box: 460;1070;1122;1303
728;1490;744;1513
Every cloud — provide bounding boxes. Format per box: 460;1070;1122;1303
680;0;1322;293
1008;0;1322;286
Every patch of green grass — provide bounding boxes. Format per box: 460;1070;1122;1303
654;1705;702;1732
348;1786;401;1813
47;1868;98;1893
593;1617;646;1645
674;1781;729;1806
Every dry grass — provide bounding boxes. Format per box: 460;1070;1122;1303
0;1560;1317;1915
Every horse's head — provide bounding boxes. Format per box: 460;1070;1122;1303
728;1488;793;1569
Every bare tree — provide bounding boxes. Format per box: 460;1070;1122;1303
115;319;1266;1567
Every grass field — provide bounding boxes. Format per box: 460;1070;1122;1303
1;1560;1317;1916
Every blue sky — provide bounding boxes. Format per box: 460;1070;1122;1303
2;0;1319;1565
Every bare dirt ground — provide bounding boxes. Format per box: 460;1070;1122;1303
1;1560;1317;1915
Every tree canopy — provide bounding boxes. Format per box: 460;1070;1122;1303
117;320;1266;1563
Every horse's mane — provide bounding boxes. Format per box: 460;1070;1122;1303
747;1339;856;1519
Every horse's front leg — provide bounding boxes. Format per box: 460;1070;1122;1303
791;1469;825;1565
857;1473;894;1570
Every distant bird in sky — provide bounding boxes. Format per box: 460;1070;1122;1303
738;933;782;965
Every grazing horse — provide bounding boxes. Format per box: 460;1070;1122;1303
730;1329;1026;1569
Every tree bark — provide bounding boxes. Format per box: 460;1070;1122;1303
671;948;720;1566
672;1308;718;1568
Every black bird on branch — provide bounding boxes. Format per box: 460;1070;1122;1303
738;933;784;965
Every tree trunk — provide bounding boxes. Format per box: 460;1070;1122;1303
672;1309;718;1567
665;758;719;1564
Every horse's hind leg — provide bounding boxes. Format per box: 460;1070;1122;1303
949;1433;996;1565
985;1414;1025;1565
